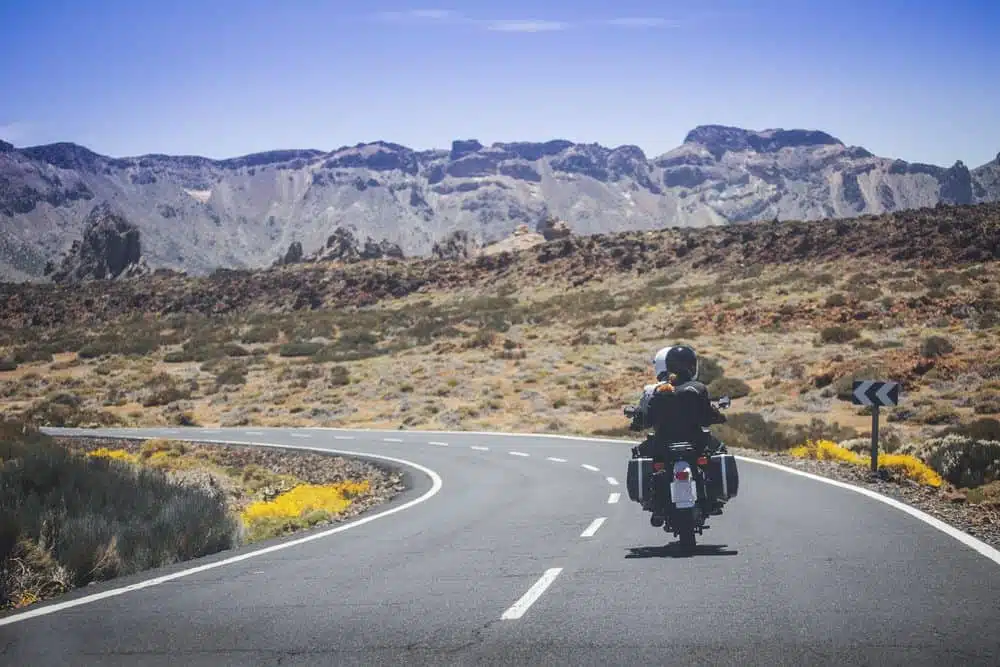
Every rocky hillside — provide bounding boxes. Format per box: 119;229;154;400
1;202;997;331
1;127;998;281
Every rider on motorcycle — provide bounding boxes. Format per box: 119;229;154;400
628;344;728;516
629;344;727;456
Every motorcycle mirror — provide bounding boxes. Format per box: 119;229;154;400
718;395;731;408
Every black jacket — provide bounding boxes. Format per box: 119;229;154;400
633;379;726;446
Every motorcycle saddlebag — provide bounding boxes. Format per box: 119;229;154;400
626;457;655;504
707;454;740;500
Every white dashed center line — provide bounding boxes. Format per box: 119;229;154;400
501;568;563;620
608;493;620;504
470;445;489;451
580;517;607;538
510;451;530;457
290;433;311;439
606;477;619;486
245;431;263;436
581;464;599;472
428;441;449;447
384;438;403;443
547;457;567;463
333;435;355;440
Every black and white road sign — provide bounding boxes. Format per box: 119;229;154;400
852;380;900;407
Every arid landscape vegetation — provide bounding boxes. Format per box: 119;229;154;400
3;201;1000;610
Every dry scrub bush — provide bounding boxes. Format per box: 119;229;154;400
902;435;1000;489
0;424;239;609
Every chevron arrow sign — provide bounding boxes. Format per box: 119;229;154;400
852;380;900;406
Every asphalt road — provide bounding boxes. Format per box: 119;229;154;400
3;426;999;666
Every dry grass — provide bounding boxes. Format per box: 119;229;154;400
2;250;999;493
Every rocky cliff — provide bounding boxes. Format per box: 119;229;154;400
1;126;997;281
44;202;150;283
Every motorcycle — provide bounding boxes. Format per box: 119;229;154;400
623;395;739;551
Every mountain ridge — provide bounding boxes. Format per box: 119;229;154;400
2;124;998;282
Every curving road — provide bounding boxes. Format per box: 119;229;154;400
3;426;1000;666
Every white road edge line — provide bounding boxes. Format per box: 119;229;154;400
501;568;563;620
606;476;619;486
581;464;599;472
547;457;567;463
304;426;1000;568
428;441;449;447
608;493;620;504
0;437;444;628
510;451;530;457
470;445;489;451
580;517;606;538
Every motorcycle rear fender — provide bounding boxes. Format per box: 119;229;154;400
670;460;697;509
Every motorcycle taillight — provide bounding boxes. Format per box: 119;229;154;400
674;470;690;481
653;462;665;471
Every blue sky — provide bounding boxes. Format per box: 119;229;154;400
1;0;998;167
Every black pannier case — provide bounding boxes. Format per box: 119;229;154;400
707;454;739;499
626;457;655;504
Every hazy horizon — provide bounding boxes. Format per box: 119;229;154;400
2;0;998;167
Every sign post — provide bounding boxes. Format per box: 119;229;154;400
852;380;900;474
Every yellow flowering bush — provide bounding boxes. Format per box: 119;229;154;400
788;439;862;464
240;480;371;541
788;439;942;488
877;453;943;488
87;447;139;464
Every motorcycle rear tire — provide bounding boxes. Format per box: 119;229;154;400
675;509;697;551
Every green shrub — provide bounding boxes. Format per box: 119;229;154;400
708;377;751;400
819;325;860;344
223;343;251;357
697;357;725;385
825;293;848;307
215;364;249;387
920;335;954;358
943;418;1000;441
279;342;324;358
78;335;160;359
329;366;351;387
714;413;857;452
21;394;121;428
717;412;792;451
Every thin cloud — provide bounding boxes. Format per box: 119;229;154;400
604;17;680;28
372;9;459;22
370;10;678;32
485;20;568;32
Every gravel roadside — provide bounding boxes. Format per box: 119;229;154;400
730;446;1000;553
